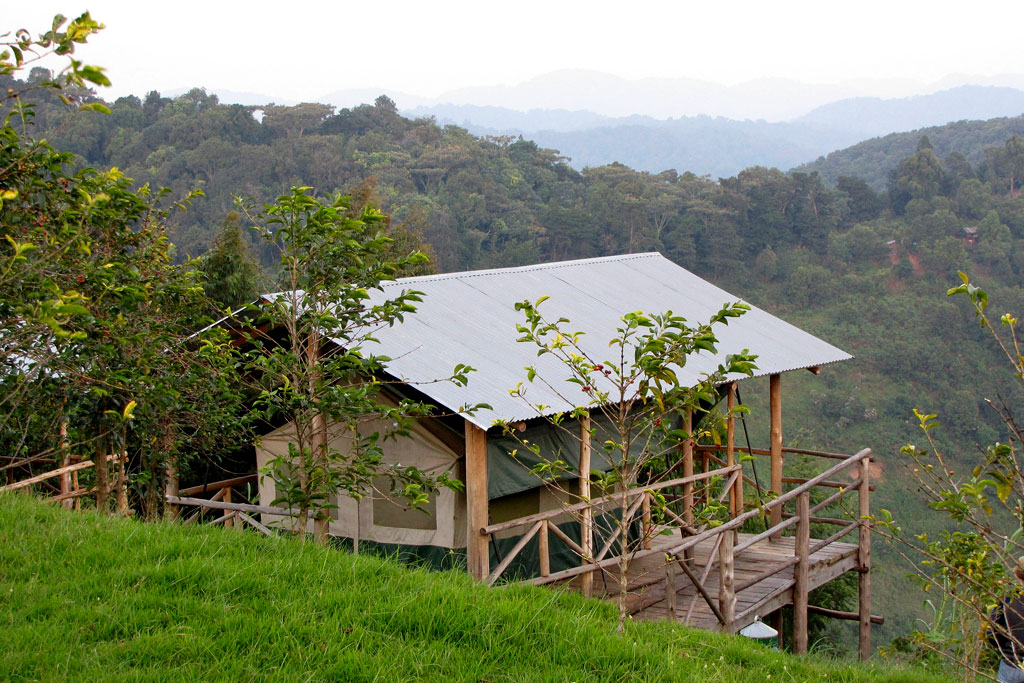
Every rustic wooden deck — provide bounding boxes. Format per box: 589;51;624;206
576;526;859;633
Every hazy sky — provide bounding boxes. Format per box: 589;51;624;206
7;0;1024;101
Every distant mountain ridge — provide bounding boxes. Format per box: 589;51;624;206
193;73;1024;180
402;86;1024;178
320;69;1024;121
794;86;1024;138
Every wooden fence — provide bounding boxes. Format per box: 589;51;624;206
0;453;125;510
165;474;290;536
479;446;874;659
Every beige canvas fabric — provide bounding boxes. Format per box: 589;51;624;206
255;414;464;548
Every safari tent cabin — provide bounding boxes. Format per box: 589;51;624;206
252;252;852;575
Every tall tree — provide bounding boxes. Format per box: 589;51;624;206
237;188;473;543
199;211;264;310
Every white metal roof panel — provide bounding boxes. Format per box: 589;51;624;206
345;253;851;429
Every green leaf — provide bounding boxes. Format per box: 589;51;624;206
79;102;110;114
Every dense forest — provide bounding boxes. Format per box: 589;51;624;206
8;66;1024;647
799;113;1024;188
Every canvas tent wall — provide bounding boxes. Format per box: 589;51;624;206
255;414;465;549
253;411;619;546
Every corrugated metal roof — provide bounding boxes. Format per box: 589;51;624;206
343;253;851;429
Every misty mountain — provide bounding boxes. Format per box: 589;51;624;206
404;85;1024;178
316;69;1024;122
794;85;1024;138
438;117;843;179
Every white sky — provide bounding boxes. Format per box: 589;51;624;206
5;0;1023;102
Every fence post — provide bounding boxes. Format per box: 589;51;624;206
59;419;72;509
165;456;180;521
223;486;233;529
718;528;735;633
682;409;694;562
727;382;742;517
539;520;550;578
770;373;783;539
793;491;810;654
71;454;81;510
116;450;129;515
858;455;872;661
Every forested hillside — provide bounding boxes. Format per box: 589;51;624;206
799;115;1024;188
9;72;1024;644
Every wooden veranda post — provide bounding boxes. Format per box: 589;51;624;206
726;383;741;517
718;528;735;632
682;410;694;527
769;373;783;539
858;456;872;660
793;491;810;654
465;422;490;581
579;413;594;597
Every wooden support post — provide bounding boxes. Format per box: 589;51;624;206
682;409;694;526
538;520;550;578
718;529;735;633
726;383;741;517
59;420;72;509
858;456;873;661
223;486;233;529
94;440;110;513
579;413;594;597
465;422;490;581
116;449;129;515
769;373;784;539
666;563;677;620
682;409;695;562
71;454;81;511
793;491;810;655
164;457;180;521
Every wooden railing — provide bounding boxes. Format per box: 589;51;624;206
165;474;282;535
480;463;742;587
0;453;124;510
480;446;873;657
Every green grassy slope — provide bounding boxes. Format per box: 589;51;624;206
0;494;945;682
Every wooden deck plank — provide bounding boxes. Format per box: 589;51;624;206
571;527;860;633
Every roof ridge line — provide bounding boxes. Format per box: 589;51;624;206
383;252;661;287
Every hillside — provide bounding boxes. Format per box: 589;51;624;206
9;77;1024;649
798;115;1024;188
0;494;945;681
